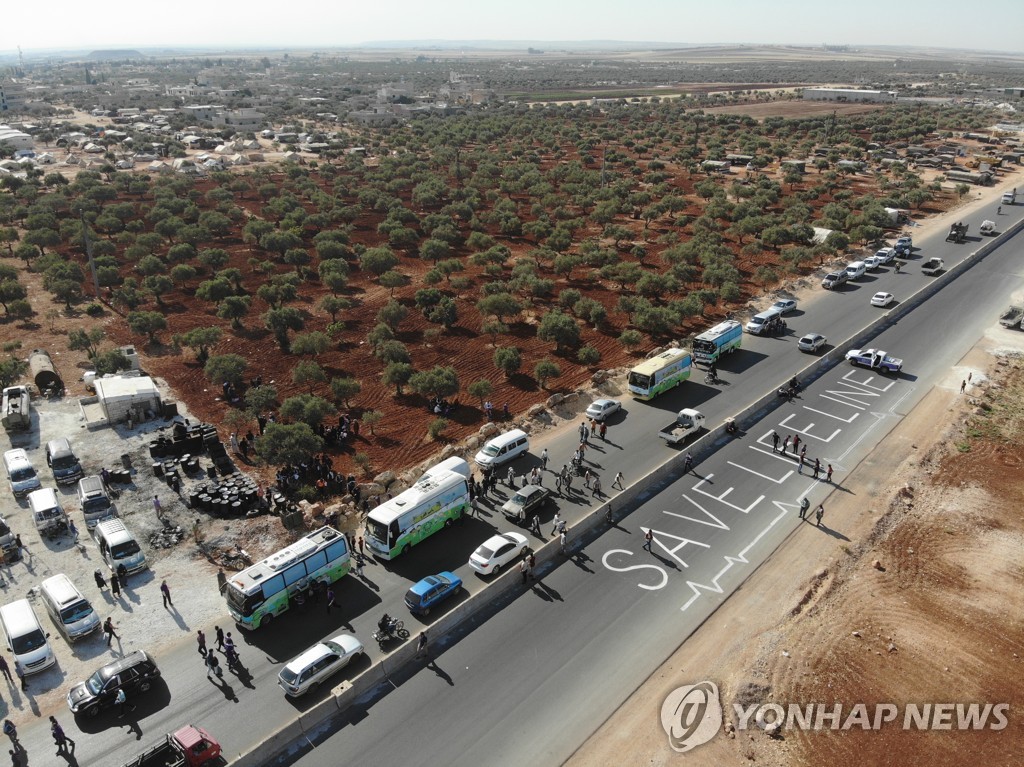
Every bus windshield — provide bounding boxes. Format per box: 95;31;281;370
628;372;652;389
225;585;262;618
692;339;716;354
365;517;389;544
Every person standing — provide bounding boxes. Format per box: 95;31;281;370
160;580;172;608
520;559;529;585
326;587;336;613
584;469;593;489
416;632;428;659
815;505;824;526
799;498;809;520
68;519;79;544
153;495;162;520
826;464;834;483
550;512;562;537
683;453;693;474
792;435;801;455
555;474;562;494
215;626;225;651
578;422;587;443
14;660;25;692
960;379;967;394
115;688;135;718
0;654;12;684
111;573;121;599
50;716;74;753
104;617;118;646
800;445;807;465
812;459;821;480
196;630;207;656
643;528;653;552
94;569;107;590
353;554;364;577
540;448;549;470
559;529;568;555
357;536;365;556
3;719;18;749
771;431;780;452
592;476;602;497
529;514;541;536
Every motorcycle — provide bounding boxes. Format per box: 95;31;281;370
372;618;410;646
704;371;719;385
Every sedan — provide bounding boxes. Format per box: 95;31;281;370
469;532;529;576
405;572;463;615
278;633;364;697
870;291;895;307
797;333;827;354
771;298;797;314
585;398;621;422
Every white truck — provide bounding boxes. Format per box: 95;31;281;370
980;220;997;236
1002;189;1016;205
921;257;945;275
658;409;706;445
999;305;1023;329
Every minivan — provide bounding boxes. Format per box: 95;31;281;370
27;488;69;535
46;438;83;485
41;574;100;642
3;449;41;498
77;476;116;529
474;429;530;469
844;261;867;280
0;599;55;675
94;519;147;575
744;307;783;335
822;271;848;290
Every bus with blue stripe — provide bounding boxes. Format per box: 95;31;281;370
692;320;742;364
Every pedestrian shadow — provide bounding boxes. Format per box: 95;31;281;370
355;573;380;593
169;610;190;632
55;748;80;765
209;675;238;703
569;551;594;574
813;523;851;541
427;660;453;686
603;439;623;451
650;550;681;571
123;718;144;740
530;581;562;602
231;663;256;690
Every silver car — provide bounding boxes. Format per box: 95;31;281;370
278;633;364;697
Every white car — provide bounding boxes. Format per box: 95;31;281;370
278;633;364;697
771;299;798;314
797;333;827;353
870;292;895;307
469;532;529;576
874;247;896;264
585;398;621;422
863;256;883;271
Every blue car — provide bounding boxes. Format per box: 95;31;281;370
404;572;463;615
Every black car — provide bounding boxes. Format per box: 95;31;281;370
67;650;161;717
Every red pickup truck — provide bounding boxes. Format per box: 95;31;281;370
121;725;222;767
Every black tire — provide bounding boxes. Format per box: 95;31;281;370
139;680;151;693
397;628;410;639
85;705;100;719
402;545;411;556
492;563;501;575
260;613;273;628
308;681;319;695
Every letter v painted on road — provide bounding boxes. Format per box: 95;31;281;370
650;529;711;569
691;474;765;514
662;496;730;530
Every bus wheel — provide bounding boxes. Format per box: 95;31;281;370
402;545;411;556
261;614;273;628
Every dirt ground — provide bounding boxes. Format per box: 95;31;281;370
568;241;1024;763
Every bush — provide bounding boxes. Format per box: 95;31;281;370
534;359;562;389
618;329;644;350
84;303;105;317
427;418;449;441
577;345;601;366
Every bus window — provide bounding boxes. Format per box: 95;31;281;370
260;574;284;603
304;550;327;574
325;539;347;561
283;562;307;587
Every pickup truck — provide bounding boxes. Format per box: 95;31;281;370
502;484;551;522
894;236;913;256
121;725;221;767
921;257;944;275
658;408;707;445
980;220;997;236
1003;189;1016;205
999;305;1023;329
845;348;903;374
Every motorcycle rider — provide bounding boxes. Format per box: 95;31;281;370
378;613;394;637
895;261;901;273
707;361;718;382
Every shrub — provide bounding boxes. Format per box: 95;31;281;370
427;418;450;441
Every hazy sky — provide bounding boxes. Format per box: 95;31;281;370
3;0;1022;54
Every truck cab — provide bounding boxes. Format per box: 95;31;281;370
121;725;221;767
1002;189;1016;205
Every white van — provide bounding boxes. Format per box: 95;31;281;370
94;519;147;575
3;449;41;498
40;574;100;643
27;488;69;534
474;429;530;469
844;261;867;280
77;476;116;529
744;307;783;335
0;599;55;675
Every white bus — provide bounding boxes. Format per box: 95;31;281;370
627;347;692;400
692;320;742;364
365;464;470;560
225;526;350;630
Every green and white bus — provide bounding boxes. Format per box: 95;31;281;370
627;347;692;400
692;320;742;364
365;462;470;560
225;526;350;630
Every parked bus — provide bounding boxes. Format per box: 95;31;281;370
225;527;350;630
365;465;470;560
627;347;692;400
692;320;742;365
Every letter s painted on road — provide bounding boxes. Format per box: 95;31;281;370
601;549;668;591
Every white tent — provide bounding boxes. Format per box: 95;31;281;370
147;161;172;173
94;375;162;424
282;151;301;163
227;153;249;166
35;152;56;165
83;142;105;153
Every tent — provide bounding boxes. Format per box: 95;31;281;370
94;375;161;425
147;161;172;174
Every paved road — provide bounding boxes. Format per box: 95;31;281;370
280;207;1024;766
22;197;1021;765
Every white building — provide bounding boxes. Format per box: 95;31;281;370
213;108;265;130
0;126;33;153
180;105;224;122
802;88;897;103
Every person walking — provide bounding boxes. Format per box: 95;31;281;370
529;514;541;536
0;655;11;685
613;471;624;490
771;431;780;452
815;504;824;526
578;422;588;444
94;569;107;590
550;512;562;537
507;466;515;487
683;453;693;474
592;476;602;497
812;459;821;480
3;719;18;749
826;464;834;483
559;529;568;555
205;651;221;679
960;379;967;394
799;498;809;520
600;422;608;441
115;688;136;718
792;435;800;455
470;497;480;517
68;519;79;544
415;632;428;659
104;617;118;646
215;626;225;651
153;494;163;520
540;448;549;470
520;559;529;585
643;528;653;552
555;474;562;494
797;457;803;475
357;536;365;556
160;580;172;608
196;630;207;656
584;469;592;489
353;554;364;577
781;436;789;455
50;716;74;753
326;587;336;613
800;445;807;465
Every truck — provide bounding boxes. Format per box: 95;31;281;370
121;725;221;767
1002;189;1016;205
980;220;997;236
921;257;945;275
658;408;707;445
946;222;968;243
845;348;903;374
1;386;30;432
999;305;1023;328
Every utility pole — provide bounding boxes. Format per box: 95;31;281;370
81;213;101;300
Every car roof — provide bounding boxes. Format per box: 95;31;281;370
101;650;151;677
409;573;453;595
591;398;614;406
517;485;545;498
285;642;336;671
